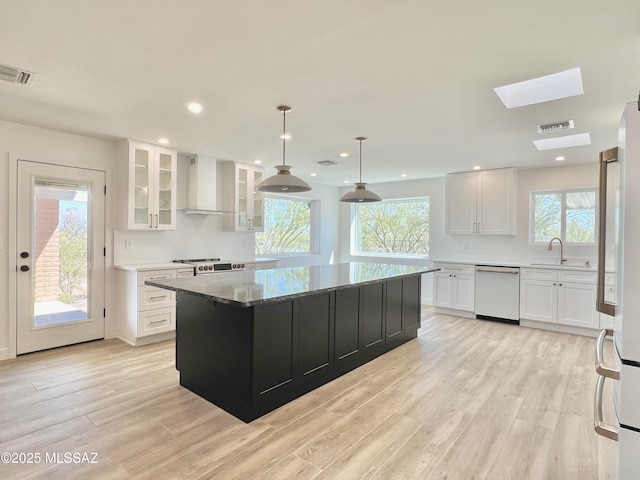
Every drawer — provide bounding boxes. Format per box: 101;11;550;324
559;270;597;284
435;263;475;275
138;286;175;311
138;269;177;287
520;268;558;281
177;267;194;277
138;307;175;336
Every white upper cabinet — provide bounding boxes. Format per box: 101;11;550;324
220;162;265;232
118;140;177;230
445;167;516;235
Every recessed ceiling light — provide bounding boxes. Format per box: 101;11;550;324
310;173;317;177
254;159;262;164
533;133;591;151
400;173;407;178
187;102;203;114
339;152;349;158
280;133;291;140
158;137;169;145
555;156;566;161
343;180;350;184
494;67;584;109
473;165;481;170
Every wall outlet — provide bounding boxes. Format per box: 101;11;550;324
125;240;133;250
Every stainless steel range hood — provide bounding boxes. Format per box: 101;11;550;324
183;155;223;215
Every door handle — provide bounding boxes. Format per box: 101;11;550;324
20;265;30;272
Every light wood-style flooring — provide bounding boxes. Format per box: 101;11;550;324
0;309;615;479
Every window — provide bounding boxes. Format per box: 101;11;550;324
530;189;597;244
352;197;429;256
255;196;313;254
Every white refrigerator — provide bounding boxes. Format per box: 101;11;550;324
595;101;640;479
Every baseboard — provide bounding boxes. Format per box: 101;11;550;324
519;319;599;337
433;306;475;319
0;347;9;361
117;331;176;347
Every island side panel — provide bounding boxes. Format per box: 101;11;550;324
334;287;362;372
402;275;421;338
252;300;298;405
175;292;253;418
385;278;404;348
361;282;386;360
298;292;335;381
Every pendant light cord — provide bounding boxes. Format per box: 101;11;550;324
358;138;363;183
282;109;287;166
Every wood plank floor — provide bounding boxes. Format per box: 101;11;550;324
0;309;615;479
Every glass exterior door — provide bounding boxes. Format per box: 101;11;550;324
17;161;105;354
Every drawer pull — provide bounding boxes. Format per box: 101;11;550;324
149;319;167;325
149;295;168;300
595;329;620;380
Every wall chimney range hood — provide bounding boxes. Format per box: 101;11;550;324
183;155;223;215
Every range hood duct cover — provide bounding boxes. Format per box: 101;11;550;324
183;156;223;215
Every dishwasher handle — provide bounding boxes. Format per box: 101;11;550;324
476;266;520;275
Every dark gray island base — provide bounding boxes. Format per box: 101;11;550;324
147;262;437;423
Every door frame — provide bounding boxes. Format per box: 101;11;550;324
7;153;113;359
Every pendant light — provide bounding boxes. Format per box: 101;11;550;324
339;137;382;202
256;105;312;193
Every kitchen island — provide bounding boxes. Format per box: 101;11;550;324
146;262;437;422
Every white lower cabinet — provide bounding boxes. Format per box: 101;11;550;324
433;263;475;312
520;268;598;329
116;264;194;345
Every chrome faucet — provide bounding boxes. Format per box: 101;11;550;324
547;237;566;264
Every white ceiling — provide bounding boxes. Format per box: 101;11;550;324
1;0;639;187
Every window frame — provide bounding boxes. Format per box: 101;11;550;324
350;196;430;259
529;187;598;245
255;194;318;257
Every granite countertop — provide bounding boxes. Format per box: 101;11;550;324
145;262;439;308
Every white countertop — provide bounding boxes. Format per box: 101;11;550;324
431;258;595;271
114;262;192;271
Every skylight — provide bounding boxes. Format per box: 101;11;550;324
494;68;584;109
533;133;591;151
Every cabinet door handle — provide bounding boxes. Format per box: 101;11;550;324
594;375;618;441
477;222;480;233
595;329;620;379
473;222;476;233
148;214;153;228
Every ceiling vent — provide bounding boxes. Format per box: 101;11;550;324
536;120;574;134
0;63;38;86
316;159;339;167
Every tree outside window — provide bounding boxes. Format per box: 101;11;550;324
531;189;596;244
255;197;312;254
353;198;429;256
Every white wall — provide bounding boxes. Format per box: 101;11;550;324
0;115;600;358
337;163;599;305
260;182;341;268
338;177;443;303
0;120;117;359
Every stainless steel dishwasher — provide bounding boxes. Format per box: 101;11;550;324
474;265;520;323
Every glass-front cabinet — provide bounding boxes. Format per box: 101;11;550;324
120;140;177;230
222;162;264;232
